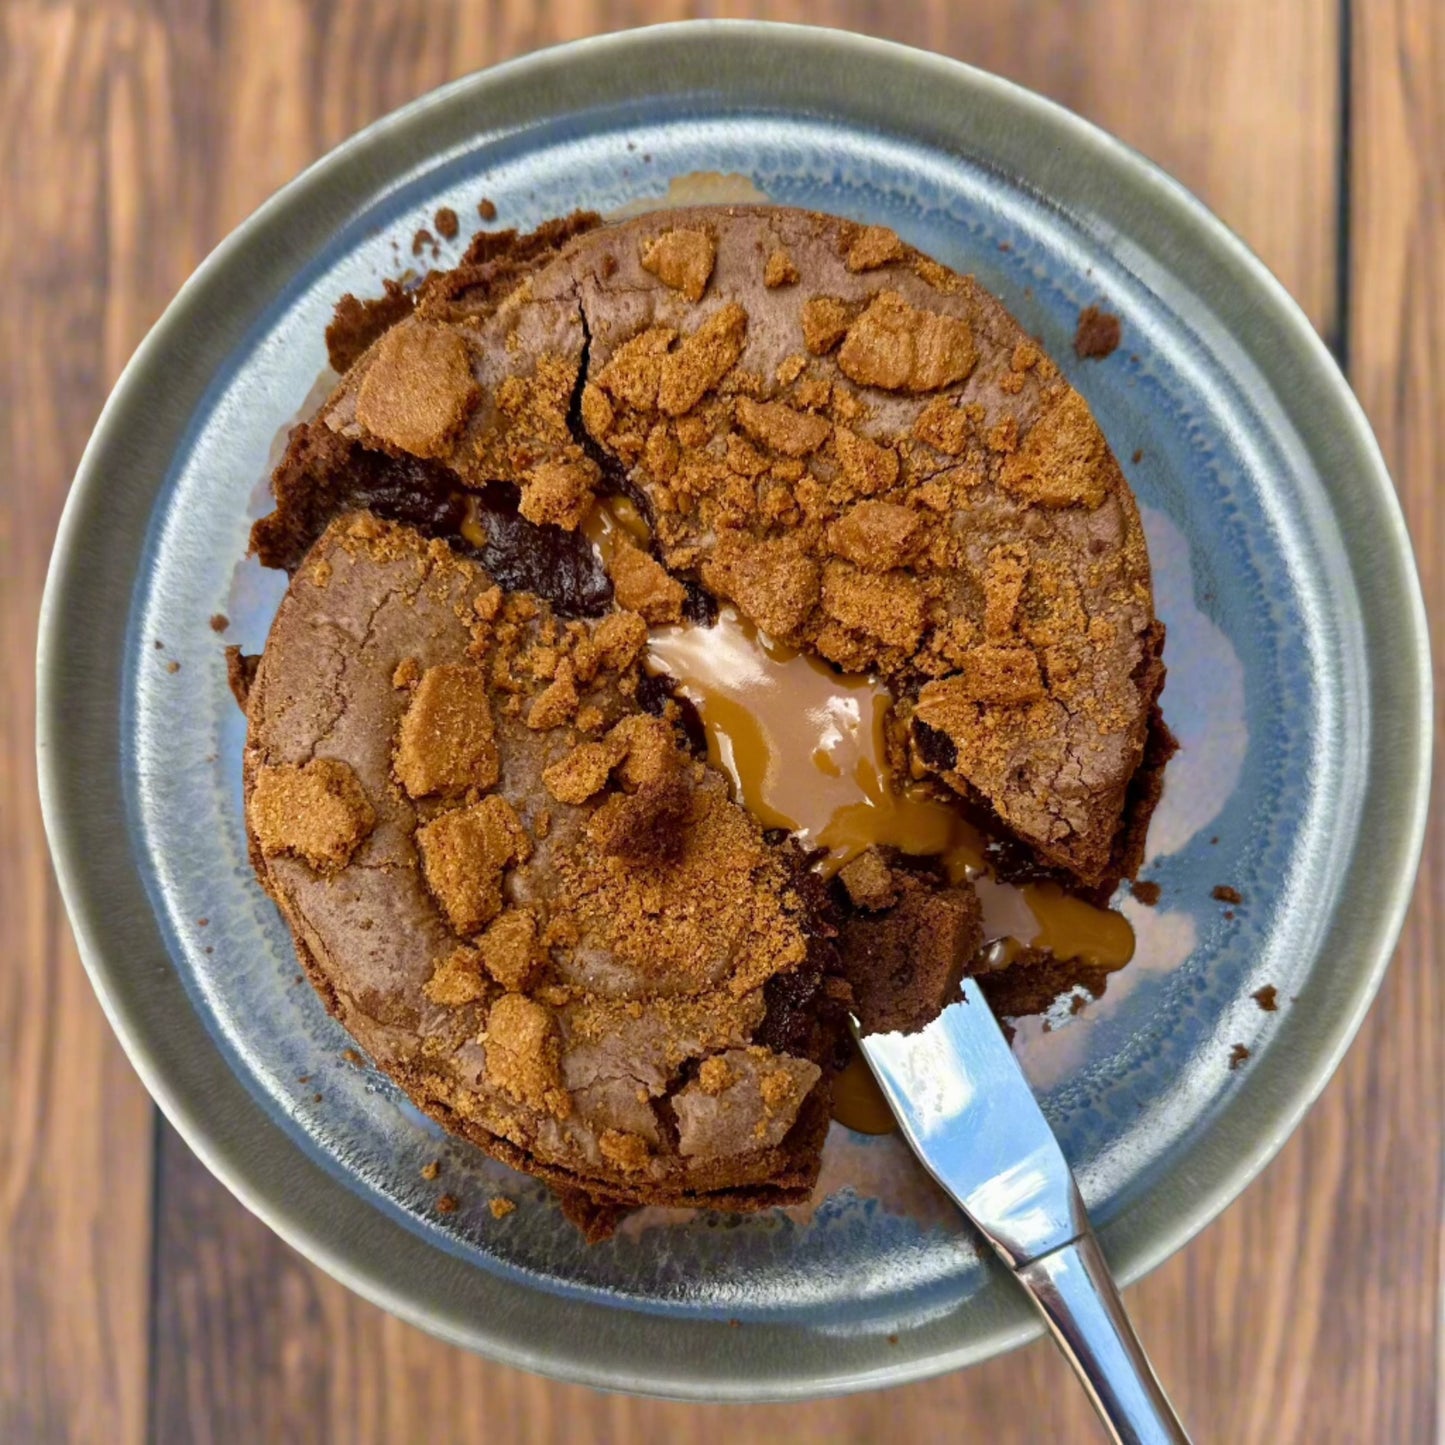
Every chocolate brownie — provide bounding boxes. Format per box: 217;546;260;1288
299;207;1162;887
244;205;1171;1229
244;516;840;1224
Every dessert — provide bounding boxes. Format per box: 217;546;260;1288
240;205;1172;1236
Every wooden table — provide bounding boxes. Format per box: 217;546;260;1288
3;4;1439;1440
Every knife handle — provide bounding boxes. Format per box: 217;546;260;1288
1015;1230;1191;1445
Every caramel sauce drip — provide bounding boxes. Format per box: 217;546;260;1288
582;496;1133;982
648;611;981;876
578;499;1135;1135
644;605;1132;964
581;494;652;562
829;1049;898;1135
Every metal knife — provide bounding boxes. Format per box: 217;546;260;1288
856;976;1191;1445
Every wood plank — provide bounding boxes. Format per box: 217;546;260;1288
1295;1;1445;1440
135;4;1358;1444
0;6;162;1443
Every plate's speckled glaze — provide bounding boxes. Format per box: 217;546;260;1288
38;24;1429;1400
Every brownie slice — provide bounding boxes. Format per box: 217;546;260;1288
299;206;1164;889
243;516;843;1224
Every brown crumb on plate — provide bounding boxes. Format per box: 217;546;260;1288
1212;885;1242;905
1131;880;1161;906
478;198;497;221
209;613;229;632
434;206;459;240
1228;1044;1251;1071
420;1160;441;1181
1252;985;1279;1012
437;1194;459;1214
489;1196;516;1219
1074;304;1121;359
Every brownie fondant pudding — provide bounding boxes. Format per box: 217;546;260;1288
237;205;1173;1238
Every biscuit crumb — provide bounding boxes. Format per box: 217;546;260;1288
484;993;569;1117
395;663;499;798
489;1196;516;1219
609;541;686;624
837;291;976;392
658;303;748;415
764;247;800;287
416;795;530;934
1074;305;1121;359
251;758;375;872
845;225;905;272
477;197;497;221
641;227;716;302
356;320;479;457
420;1160;441;1181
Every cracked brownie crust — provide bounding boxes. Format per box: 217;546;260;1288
245;517;842;1227
244;205;1170;1230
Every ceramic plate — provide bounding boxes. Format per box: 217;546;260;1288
37;23;1430;1400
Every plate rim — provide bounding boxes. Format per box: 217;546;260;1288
37;19;1432;1400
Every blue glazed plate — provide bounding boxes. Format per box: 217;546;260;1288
38;24;1430;1400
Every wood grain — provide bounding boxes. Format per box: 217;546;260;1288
0;7;161;1443
4;2;1439;1443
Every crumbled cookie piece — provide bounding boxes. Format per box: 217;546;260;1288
250;758;374;872
476;908;545;991
954;644;1045;704
416;795;531;935
821;562;925;651
764;247;800;287
355;320;479;457
658;303;748;416
845;225;905;272
837;291;977;392
800;295;854;354
526;657;580;730
999;391;1108;508
912;396;970;455
484;992;569;1117
830;429;898;502
423;945;490;1007
489;1195;516;1219
1074;304;1121;359
394;663;499;798
519;453;599;531
640;227;716;302
609;541;686;624
591;610;649;671
697;1055;736;1095
702;530;821;638
735;396;831;457
595;326;676;410
599;1128;652;1172
827;501;920;571
542;736;626;804
981;544;1028;639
